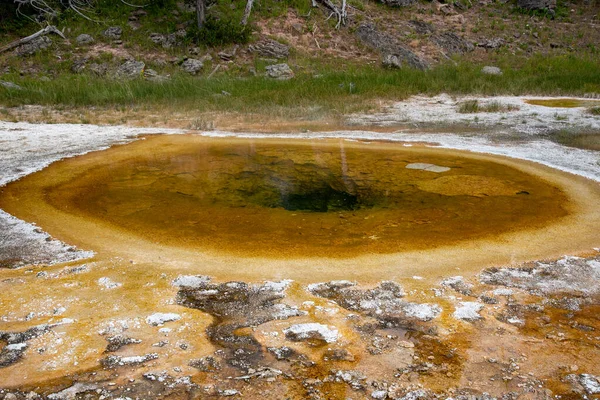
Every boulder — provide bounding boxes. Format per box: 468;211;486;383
15;36;52;57
149;32;178;49
116;60;145;78
380;0;418;6
481;66;503;75
71;57;88;73
144;69;169;82
103;26;122;40
0;81;22;90
76;34;94;45
89;63;109;76
355;23;428;70
265;63;294;79
382;54;402;69
431;32;474;55
477;37;505;49
409;20;435;34
249;39;290;59
181;58;204;74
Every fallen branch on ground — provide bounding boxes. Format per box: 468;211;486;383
0;25;65;54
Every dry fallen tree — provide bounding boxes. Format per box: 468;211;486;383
13;0;146;22
0;25;65;54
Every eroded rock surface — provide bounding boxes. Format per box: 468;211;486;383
308;281;441;331
356;23;428;70
175;277;304;369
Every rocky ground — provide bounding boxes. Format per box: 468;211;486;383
0;254;599;399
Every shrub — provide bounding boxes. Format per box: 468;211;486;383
187;16;251;46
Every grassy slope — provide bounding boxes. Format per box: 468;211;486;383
1;0;599;116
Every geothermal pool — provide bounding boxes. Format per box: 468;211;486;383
1;135;599;280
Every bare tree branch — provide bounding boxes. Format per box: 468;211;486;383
0;25;65;54
241;0;254;26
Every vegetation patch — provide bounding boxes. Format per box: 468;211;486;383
457;100;520;113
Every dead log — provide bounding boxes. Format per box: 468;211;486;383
0;25;65;54
241;0;254;26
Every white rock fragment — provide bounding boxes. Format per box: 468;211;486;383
412;276;424;280
402;303;442;321
307;280;356;292
580;374;600;394
453;302;484;321
97;277;122;290
284;323;339;343
507;317;525;326
405;163;450;173
172;275;211;288
371;390;388;399
492;288;514;296
47;383;98;400
146;313;181;326
261;279;293;293
219;389;241;396
6;343;28;351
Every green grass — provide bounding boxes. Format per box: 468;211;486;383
588;106;600;115
457;100;520;113
1;55;599;116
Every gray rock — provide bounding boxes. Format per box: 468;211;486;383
105;335;142;352
75;34;94;45
103;26;122;40
71;57;88;73
249;39;290;59
477;38;505;49
16;36;52;57
380;0;418;6
382;54;402;69
265;63;294;80
89;63;109;76
144;69;169;82
355;23;428;70
181;58;204;74
431;32;474;55
409;20;435;34
482;66;503;75
149;32;177;49
116;60;145;78
0;81;22;90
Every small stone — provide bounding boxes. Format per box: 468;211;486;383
181;58;204;75
76;34;94;45
0;81;23;90
382;54;402;69
103;26;122;40
16;36;52;57
116;60;145;79
482;66;503;75
284;323;339;343
265;63;294;80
